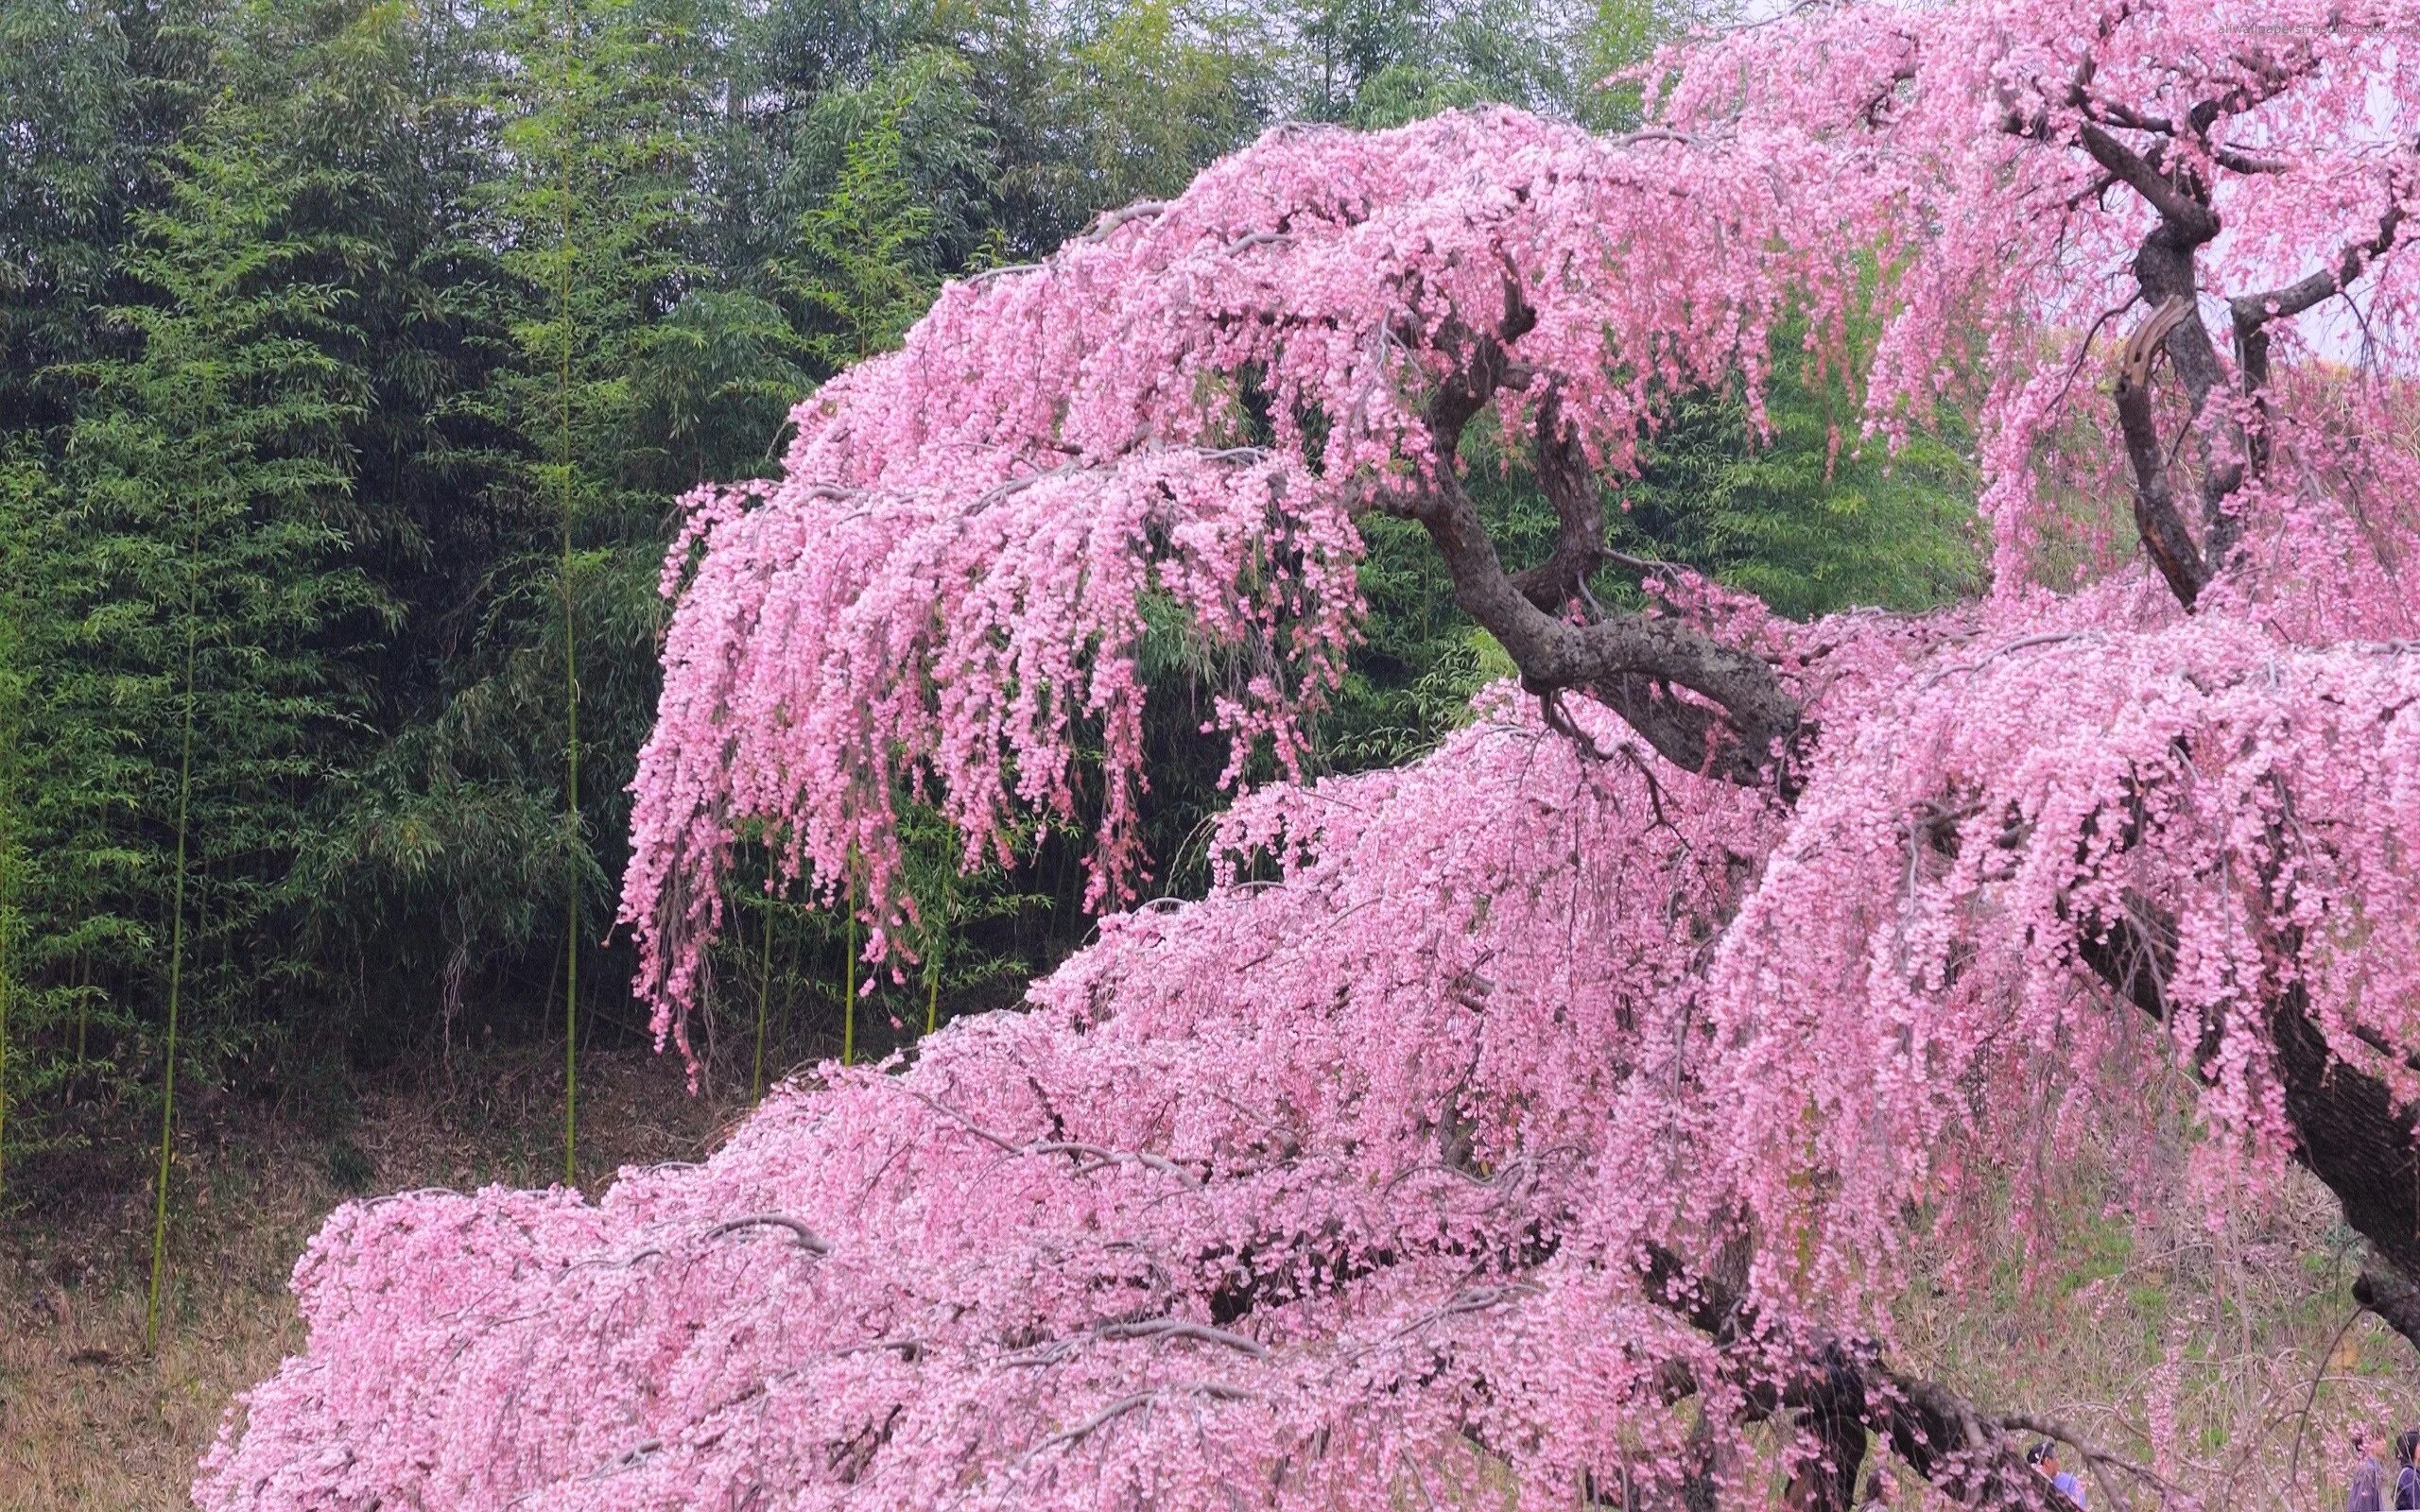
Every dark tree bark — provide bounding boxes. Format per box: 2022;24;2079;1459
1639;1244;2070;1512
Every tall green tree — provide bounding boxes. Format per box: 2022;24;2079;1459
1288;0;1590;128
0;0;494;1192
932;0;1270;254
11;4;399;1176
1616;347;1979;620
318;0;737;1151
780;52;957;366
0;449;33;1205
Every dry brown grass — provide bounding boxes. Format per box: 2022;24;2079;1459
0;1047;752;1512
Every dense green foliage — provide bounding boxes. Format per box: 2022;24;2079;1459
0;0;1978;1205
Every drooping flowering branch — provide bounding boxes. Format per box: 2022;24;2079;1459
213;600;2420;1509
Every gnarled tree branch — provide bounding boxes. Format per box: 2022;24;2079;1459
1376;297;1806;789
2059;85;2413;606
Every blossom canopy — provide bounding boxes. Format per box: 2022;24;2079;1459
200;3;2420;1509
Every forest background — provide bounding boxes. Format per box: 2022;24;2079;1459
25;3;2389;1506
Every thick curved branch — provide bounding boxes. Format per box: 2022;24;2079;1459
2230;177;2412;421
2076;121;2219;242
1506;392;1607;613
2051;742;2420;1352
2111;298;2213;607
1395;464;1803;786
2085;95;2412;603
1379;306;1805;788
2234;194;2411;335
2064;101;2258;601
2088;152;2248;605
2222;181;2413;516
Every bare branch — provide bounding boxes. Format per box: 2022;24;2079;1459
1345;1281;1543;1363
1915;631;2106;691
909;1091;1202;1188
959;198;1174;286
1015;1382;1253;1465
1097;1317;1270;1358
1005;1315;1271;1369
1602;125;1702;149
702;1213;831;1254
2231;190;2411;332
2186;49;2319;137
963;261;1043;285
1080;198;1172;242
1996;1411;2197;1503
1028;1140;1204;1188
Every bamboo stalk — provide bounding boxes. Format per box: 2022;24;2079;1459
0;671;13;1205
557;0;580;1190
146;590;199;1352
752;883;773;1100
777;915;797;1071
842;870;857;1066
919;866;948;1030
925;848;950;1037
1;892;12;1208
0;629;11;1205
